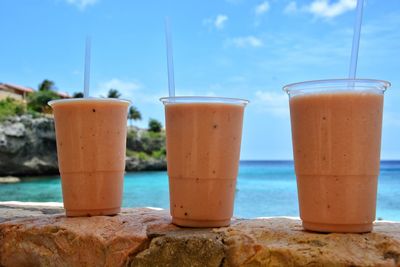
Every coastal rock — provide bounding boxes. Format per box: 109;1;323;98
125;156;167;171
1;203;399;267
3;122;25;137
0;115;58;176
0;115;167;176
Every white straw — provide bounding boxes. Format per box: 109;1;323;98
164;17;175;97
348;0;364;79
84;36;91;98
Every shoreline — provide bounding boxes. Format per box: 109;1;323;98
2;159;399;178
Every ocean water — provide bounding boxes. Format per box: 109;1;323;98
0;161;399;221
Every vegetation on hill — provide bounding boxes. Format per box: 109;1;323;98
0;80;61;119
72;92;84;98
126;119;166;160
108;86;165;159
128;106;141;126
148;118;163;133
107;88;121;98
1;80;143;124
27;90;60;113
0;98;25;121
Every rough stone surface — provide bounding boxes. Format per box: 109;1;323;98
129;229;225;267
0;115;166;176
0;203;399;267
0;204;172;267
218;219;400;266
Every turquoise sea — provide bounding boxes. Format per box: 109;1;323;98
1;161;399;221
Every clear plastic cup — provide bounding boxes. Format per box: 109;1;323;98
49;98;130;216
283;79;390;233
161;96;249;227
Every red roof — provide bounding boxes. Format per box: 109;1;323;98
56;91;71;98
2;83;34;93
0;83;71;98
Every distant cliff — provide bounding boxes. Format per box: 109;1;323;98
0;115;166;176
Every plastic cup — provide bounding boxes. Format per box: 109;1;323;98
283;79;390;233
49;98;130;217
161;96;249;227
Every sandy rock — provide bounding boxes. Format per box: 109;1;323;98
0;206;171;267
0;202;63;223
0;204;399;267
219;218;400;266
129;228;225;267
0;176;20;184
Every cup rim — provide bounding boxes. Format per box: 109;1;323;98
282;78;391;95
48;97;131;107
159;96;249;106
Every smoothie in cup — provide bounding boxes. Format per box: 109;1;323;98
49;98;130;217
284;79;390;233
161;96;248;227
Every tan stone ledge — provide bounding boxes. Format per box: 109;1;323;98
0;203;399;266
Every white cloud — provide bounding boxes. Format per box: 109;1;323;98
284;1;298;14
254;11;400;77
65;0;99;10
254;91;289;117
307;0;356;18
97;78;141;98
230;36;264;48
203;14;229;30
215;15;228;29
284;0;356;19
255;1;270;16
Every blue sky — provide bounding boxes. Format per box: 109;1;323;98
1;0;399;159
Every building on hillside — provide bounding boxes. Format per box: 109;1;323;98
0;83;71;102
0;83;34;102
56;91;71;99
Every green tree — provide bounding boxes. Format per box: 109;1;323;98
72;92;84;98
0;97;25;121
38;80;55;91
128;106;142;126
107;89;121;98
148;118;162;133
27;90;60;113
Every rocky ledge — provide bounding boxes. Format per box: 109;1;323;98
0;203;399;266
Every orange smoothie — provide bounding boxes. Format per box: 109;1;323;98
289;91;384;232
162;97;247;227
49;98;130;217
